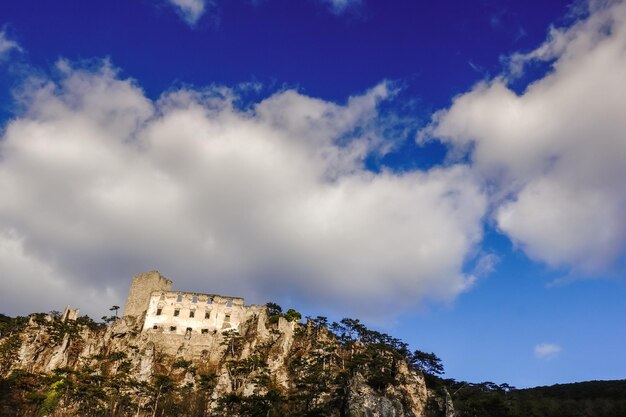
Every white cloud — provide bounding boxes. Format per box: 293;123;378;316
0;62;487;318
0;231;119;318
421;0;626;274
534;343;562;359
0;30;22;59
166;0;208;26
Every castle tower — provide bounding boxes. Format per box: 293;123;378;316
123;271;172;318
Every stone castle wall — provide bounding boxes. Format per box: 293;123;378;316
143;291;264;336
122;271;172;318
123;271;264;337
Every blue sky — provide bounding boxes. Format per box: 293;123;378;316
1;0;626;388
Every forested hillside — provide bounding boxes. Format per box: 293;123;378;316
441;378;626;417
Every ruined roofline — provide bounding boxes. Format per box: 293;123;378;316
147;289;267;309
154;290;245;302
123;270;267;319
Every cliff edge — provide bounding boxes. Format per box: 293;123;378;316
0;308;452;417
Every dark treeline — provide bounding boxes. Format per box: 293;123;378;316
427;377;626;417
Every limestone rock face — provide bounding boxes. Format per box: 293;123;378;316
346;361;429;417
0;312;449;417
348;373;406;417
424;387;456;417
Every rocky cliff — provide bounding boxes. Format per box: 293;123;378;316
0;311;453;417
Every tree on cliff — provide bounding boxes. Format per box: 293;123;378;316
409;350;444;376
109;305;120;317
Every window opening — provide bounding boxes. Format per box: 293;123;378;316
201;329;209;334
205;311;210;319
192;295;197;303
170;326;177;331
226;300;233;307
156;308;162;316
207;298;213;305
174;309;180;317
177;295;183;302
189;311;195;318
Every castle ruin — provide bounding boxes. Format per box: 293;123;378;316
123;271;264;337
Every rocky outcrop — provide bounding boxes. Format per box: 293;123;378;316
348;373;406;417
0;312;449;417
346;361;430;417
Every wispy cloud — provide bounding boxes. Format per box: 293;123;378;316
534;343;562;359
0;30;22;59
321;0;363;15
472;253;500;279
166;0;209;26
165;0;363;26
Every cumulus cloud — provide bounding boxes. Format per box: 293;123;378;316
0;61;486;318
534;343;561;359
0;30;22;59
166;0;208;25
421;0;626;274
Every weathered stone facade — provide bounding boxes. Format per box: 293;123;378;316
122;270;172;317
123;270;264;337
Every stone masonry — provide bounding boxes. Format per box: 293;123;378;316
123;271;264;337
